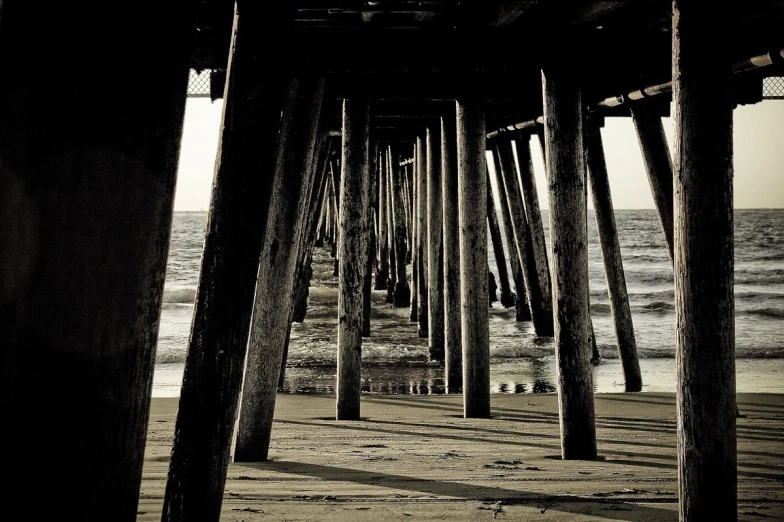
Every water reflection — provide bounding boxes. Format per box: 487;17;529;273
280;358;562;395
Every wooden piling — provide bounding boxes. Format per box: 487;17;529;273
441;115;463;392
386;148;398;304
512;133;554;336
375;150;390;290
426;126;446;360
673;3;736;519
410;140;420;322
392;146;412;308
490;148;532;322
417;134;430;337
233;75;325;462
363;142;379;337
630;103;675;263
487;181;516;308
336;98;371;420
456;101;490;418
331;156;342;276
542;68;597;460
495;139;552;336
0;3;194;519
585;123;642;392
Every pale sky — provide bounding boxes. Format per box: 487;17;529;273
174;99;784;211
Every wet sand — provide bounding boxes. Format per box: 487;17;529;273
140;392;784;521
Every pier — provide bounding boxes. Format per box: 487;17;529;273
2;1;784;520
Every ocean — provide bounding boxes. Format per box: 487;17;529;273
153;209;784;397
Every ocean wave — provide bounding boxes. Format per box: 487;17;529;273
745;307;784;318
636;301;675;312
590;303;611;314
163;286;197;304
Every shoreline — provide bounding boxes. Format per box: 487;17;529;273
140;392;784;521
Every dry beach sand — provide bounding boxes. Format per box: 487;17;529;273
139;392;784;521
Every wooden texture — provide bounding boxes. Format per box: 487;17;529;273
417;135;430;336
456;101;490;418
336;99;371;420
234;75;325;461
375;150;390;290
391;146;411;308
495;139;552;336
486;180;515;308
363;142;378;337
426;126;446;360
631;103;675;264
0;3;194;519
410;141;419;322
441;115;464;392
542;68;597;460
386;148;398;304
673;3;737;520
585;123;642;392
490;149;531;322
512;133;554;336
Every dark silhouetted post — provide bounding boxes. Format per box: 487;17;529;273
427;126;445;360
585;122;642;392
542;67;597;460
673;3;736;520
487;181;515;308
456;101;490;418
336;98;371;420
392;146;411;307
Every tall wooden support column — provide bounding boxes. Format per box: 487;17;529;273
362;142;378;337
331;156;342;276
392;146;411;307
631;104;675;263
585;123;642;392
292;137;333;324
386;148;398;304
375;151;390;290
427;126;446;360
673;3;736;520
512;134;554;335
487;181;515;308
410;140;420;322
495;139;552;336
456;101;490;418
490;149;531;322
441;115;463;391
336;99;371;420
0;3;193;519
542;68;597;460
233;76;325;462
417;135;430;337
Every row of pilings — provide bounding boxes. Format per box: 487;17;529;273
2;2;737;521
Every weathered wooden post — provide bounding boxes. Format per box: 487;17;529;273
495;138;553;336
673;3;736;520
375;150;390;289
233;75;325;462
386;147;398;303
442;115;463;392
331;156;342;276
512;133;554;335
456;101;490;418
427;126;446;360
486;181;516;308
585;122;642;392
392;146;412;307
417;133;429;337
292;138;334;323
542;67;597;460
314;156;330;248
630;103;675;263
410;139;420;322
336;98;371;420
363;142;379;337
0;2;194;519
490;148;531;322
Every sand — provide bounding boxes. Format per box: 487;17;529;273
139;392;784;521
